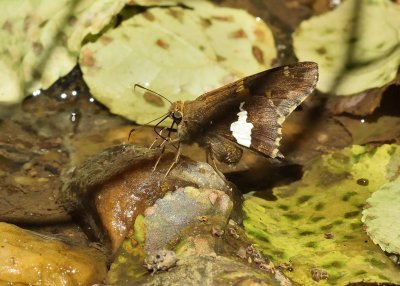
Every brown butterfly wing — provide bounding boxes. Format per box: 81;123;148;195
209;97;285;158
182;62;318;158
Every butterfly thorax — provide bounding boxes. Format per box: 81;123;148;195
169;100;209;143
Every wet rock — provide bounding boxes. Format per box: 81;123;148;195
106;186;290;286
61;144;243;254
143;187;232;253
0;222;107;285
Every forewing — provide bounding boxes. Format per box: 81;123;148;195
199;62;318;158
242;61;318;118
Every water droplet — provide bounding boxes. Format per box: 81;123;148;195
277;44;287;51
357;178;369;186
330;0;341;7
89;97;95;103
360;118;365;123
71;90;78;96
60;92;67;99
32;89;41;96
70;112;77;122
255;17;261;22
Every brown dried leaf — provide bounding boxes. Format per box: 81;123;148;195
335;116;400;145
326;89;384;116
326;73;400;115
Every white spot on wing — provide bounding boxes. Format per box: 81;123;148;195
230;102;254;147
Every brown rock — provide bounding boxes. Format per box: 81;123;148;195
61;144;242;254
0;222;106;285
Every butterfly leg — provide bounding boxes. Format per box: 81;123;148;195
150;126;177;150
160;127;178;149
152;145;166;171
206;148;226;180
149;127;166;149
152;127;172;171
164;141;181;179
152;121;179;172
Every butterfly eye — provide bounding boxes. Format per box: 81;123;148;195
172;111;182;123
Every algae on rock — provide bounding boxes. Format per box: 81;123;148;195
244;144;400;285
107;186;290;286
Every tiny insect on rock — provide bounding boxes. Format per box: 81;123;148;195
132;62;319;175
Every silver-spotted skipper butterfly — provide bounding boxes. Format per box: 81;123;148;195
132;62;318;174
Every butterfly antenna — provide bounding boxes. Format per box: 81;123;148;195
128;112;169;142
134;84;173;104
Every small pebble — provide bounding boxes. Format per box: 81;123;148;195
130;239;138;247
144;250;177;274
311;267;329;282
259;261;274;273
198;215;208;222
228;227;239;239
236;247;247;259
357;178;369;186
211;226;224;237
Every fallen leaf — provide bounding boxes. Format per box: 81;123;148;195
293;0;400;95
362;176;400;255
335;116;400;145
0;0;127;104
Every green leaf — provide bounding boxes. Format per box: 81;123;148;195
362;176;400;255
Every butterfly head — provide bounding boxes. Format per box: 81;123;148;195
169;101;184;125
